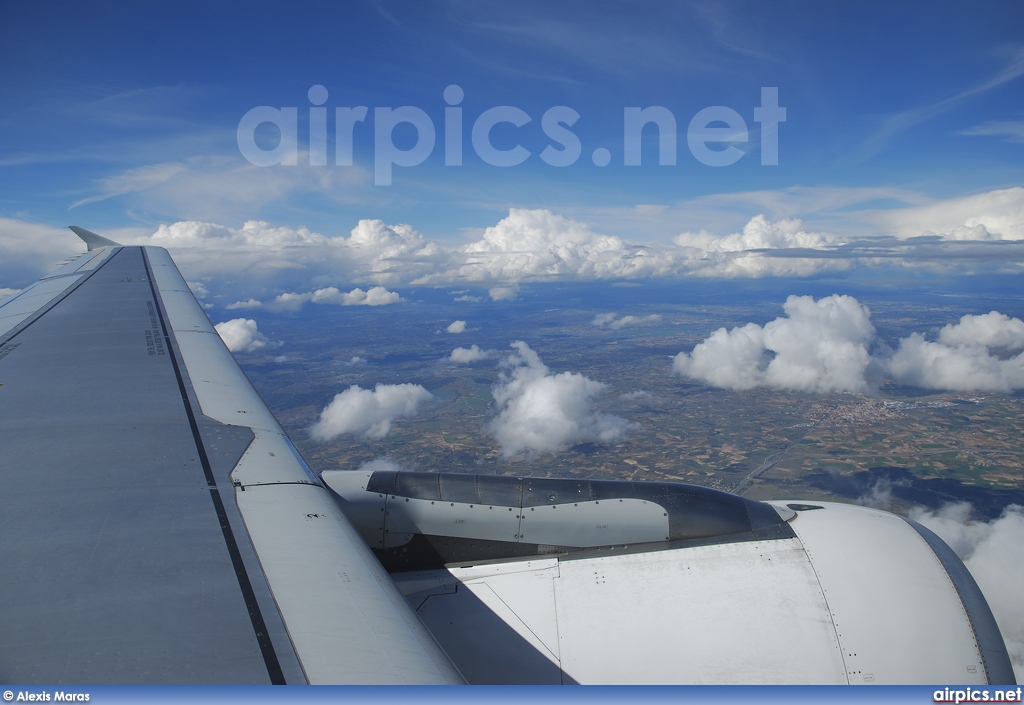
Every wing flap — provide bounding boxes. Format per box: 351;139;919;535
238;483;463;684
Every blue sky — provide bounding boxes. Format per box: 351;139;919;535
2;0;1024;294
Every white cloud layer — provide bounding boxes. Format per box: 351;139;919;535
489;341;630;457
676;298;1024;394
309;383;432;441
9;186;1024;295
446;320;467;333
108;210;869;294
214;318;267;353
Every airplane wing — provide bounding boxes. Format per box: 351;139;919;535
0;231;1015;685
0;234;462;684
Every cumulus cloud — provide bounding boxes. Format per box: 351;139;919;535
674;215;851;278
340;219;446;286
937;311;1024;349
418;209;674;286
0;287;21;301
889;312;1024;392
266;286;402;311
449;345;488;363
489;341;630;457
187;281;209;299
676;298;1024;394
592;312;662;329
909;503;1024;681
311;285;402;306
446;320;467;334
225;298;263;310
309;383;432;441
136;219;435;297
214;318;267;353
268;291;312;312
674;295;876;393
675;215;838;251
488;285;519;301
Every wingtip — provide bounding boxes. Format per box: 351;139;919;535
69;226;121;251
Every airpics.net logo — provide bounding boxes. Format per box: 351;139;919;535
237;85;786;185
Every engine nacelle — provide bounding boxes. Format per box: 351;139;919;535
322;470;1015;685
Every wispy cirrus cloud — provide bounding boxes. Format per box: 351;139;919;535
68;154;374;222
961;119;1024;144
858;46;1024;160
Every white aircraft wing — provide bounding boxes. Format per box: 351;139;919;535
0;234;462;684
0;231;1014;685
